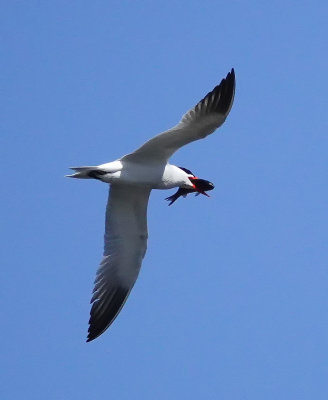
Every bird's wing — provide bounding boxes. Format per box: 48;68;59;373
87;184;151;342
122;69;235;163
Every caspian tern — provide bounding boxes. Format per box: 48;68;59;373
67;68;235;342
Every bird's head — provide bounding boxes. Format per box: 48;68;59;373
165;167;215;205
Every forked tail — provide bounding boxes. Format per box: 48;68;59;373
65;166;106;179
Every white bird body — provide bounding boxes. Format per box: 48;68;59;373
67;69;236;341
73;160;194;189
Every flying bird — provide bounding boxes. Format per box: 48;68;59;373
67;69;235;342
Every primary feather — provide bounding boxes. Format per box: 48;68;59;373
87;185;151;342
123;68;235;162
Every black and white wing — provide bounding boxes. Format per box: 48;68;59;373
87;185;151;342
123;69;235;162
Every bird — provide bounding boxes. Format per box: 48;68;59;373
67;68;235;342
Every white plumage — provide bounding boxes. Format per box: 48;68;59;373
67;68;235;341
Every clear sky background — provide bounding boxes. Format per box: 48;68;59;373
1;1;327;399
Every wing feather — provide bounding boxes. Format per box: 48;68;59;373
87;184;151;342
123;68;235;162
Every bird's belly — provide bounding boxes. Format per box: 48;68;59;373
102;162;186;189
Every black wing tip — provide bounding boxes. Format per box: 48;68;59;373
224;67;234;81
213;67;236;114
227;68;235;90
218;68;235;87
223;67;235;90
86;287;130;342
197;68;235;116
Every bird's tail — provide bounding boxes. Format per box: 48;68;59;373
65;166;102;179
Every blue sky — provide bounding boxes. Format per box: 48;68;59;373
1;1;327;399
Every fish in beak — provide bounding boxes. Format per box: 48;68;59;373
165;178;215;206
